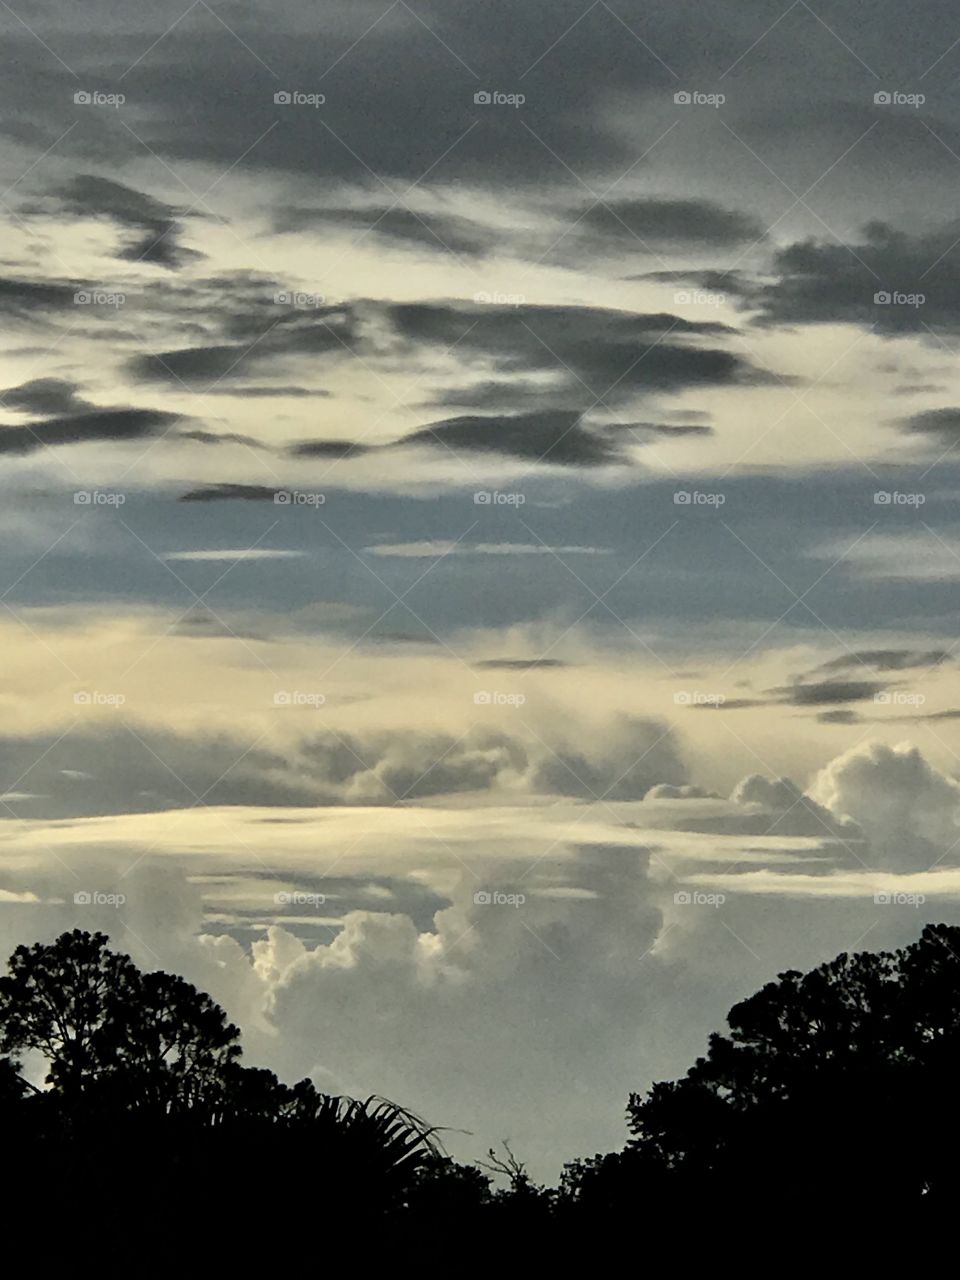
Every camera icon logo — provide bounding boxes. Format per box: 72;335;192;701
673;490;692;505
74;90;91;105
274;291;290;304
74;291;91;305
73;691;92;705
673;691;691;705
874;491;892;504
673;890;692;905
273;691;292;705
73;491;91;504
473;491;492;504
674;91;691;105
874;291;891;304
274;91;292;105
874;691;892;704
874;91;891;105
273;490;292;504
474;691;492;705
474;90;491;105
473;890;492;905
74;890;92;904
874;890;891;904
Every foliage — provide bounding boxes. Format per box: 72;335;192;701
2;922;959;1239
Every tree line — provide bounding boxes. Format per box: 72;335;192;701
1;923;956;1253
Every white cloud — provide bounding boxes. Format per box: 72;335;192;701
2;736;960;1179
163;549;306;561
810;739;960;869
365;542;611;557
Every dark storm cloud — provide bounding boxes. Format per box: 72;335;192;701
0;378;93;416
400;410;712;464
425;374;717;427
275;205;500;257
144;271;307;341
179;483;283;502
374;634;442;646
743;222;960;335
391;301;731;346
813;649;950;673
621;421;713;438
400;410;626;466
176;428;265;448
130;344;264;384
289;439;370;458
578;198;765;250
274;197;763;264
31;8;654;186
0;277;79;318
27;0;923;197
123;296;759;416
636;268;757;292
29;175;201;269
0;407;181;455
900;408;960;440
3;0;960;214
127;306;356;386
771;679;888;706
422;379;575;413
389;302;762;400
817;709;862;724
691;675;893;714
203;387;330;398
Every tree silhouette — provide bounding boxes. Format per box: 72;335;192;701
0;929;443;1249
625;922;960;1205
0;929;240;1111
3;921;958;1244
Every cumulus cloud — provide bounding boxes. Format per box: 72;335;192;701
525;713;686;800
810;740;960;870
4;733;960;1176
0;714;683;818
646;783;717;799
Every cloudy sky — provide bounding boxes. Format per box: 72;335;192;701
4;0;960;1173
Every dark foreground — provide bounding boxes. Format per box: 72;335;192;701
1;924;958;1258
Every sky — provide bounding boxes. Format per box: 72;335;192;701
4;0;960;1174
